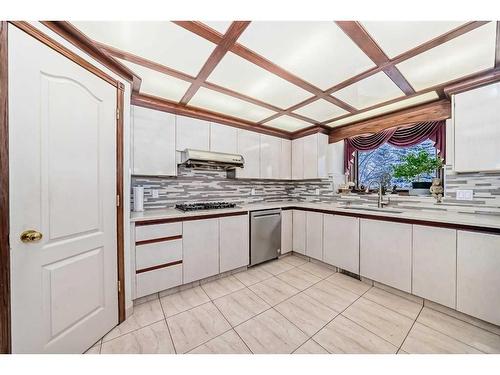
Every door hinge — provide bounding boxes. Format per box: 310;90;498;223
116;108;120;120
116;194;120;207
117;280;121;293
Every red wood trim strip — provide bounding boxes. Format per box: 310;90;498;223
136;260;183;274
136;235;182;246
135;210;248;226
444;68;500;96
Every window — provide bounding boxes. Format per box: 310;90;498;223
357;139;437;189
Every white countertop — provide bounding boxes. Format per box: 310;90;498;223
130;201;500;231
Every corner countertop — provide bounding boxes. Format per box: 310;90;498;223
130;201;500;232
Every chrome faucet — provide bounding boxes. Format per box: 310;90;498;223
365;181;390;208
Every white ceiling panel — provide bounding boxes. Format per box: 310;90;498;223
207;52;311;109
189;87;276;122
237;21;376;90
202;21;232;34
361;21;466;58
326;91;439;128
265;115;312;132
333;71;404;109
72;21;216;76
396;22;496;91
118;59;191;101
293;99;349;122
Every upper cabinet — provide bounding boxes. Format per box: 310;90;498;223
176;116;210;152
280;139;292;180
453;82;500;172
236;129;260;179
260;134;281;179
210;122;238;154
292;133;328;180
132;106;176;176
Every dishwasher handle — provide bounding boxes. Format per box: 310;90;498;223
251;209;281;219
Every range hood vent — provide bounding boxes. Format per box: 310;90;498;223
180;149;245;170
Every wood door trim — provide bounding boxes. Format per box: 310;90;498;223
0;21;11;355
136;235;183;246
134;210;248;226
136;260;183;274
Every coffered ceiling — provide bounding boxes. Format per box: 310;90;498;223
72;20;499;134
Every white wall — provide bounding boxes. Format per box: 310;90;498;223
31;22;134;316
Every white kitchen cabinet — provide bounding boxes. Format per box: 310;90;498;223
303;135;319;179
360;219;412;292
457;230;500;325
136;264;183;299
453;82;500;172
236;129;260;179
176;115;210;152
183;218;219;283
292;210;306;255
280;139;292;180
412;225;456;308
323;215;359;274
327;140;345;190
219;214;249;273
210;122;238;154
281;210;293;254
260;134;281;179
132;106;176;176
292;138;304;180
306;212;323;260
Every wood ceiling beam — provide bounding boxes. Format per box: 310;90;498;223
328;99;451;143
179;21;250;105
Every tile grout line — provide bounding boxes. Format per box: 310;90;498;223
158;293;178;354
396;303;424;353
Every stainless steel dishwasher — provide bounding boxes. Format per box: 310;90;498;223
250;209;281;266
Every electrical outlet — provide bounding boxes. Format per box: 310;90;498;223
151;189;159;199
456;189;473;200
315;188;320;195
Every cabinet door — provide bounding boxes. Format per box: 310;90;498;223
176;115;210;151
317;133;328;178
454;82;500;172
210;122;237;154
260;134;281;179
280;139;291;180
323;215;359;273
292;210;306;255
306;212;323;260
132;106;176;176
183;218;219;283
303;134;318;179
281;210;293;254
292;138;304;180
412;225;456;308
237;130;260;178
360;219;412;292
220;215;249;273
457;231;500;325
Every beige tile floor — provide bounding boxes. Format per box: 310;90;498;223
86;256;500;354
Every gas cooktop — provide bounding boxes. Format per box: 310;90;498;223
175;202;237;212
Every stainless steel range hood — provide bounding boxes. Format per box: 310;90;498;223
180;149;245;170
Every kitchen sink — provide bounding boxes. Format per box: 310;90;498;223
340;206;404;214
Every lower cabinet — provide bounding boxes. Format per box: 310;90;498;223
281;210;293;254
323;215;359;274
306;212;323;260
220;214;249;273
292;210;306;255
412;225;456;308
183;218;220;284
136;264;183;298
360;219;412;293
457;230;500;325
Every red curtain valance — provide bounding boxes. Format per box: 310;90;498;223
344;120;446;173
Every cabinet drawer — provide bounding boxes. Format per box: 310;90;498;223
135;222;182;242
136;263;182;298
136;239;182;270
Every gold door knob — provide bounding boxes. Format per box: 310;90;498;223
20;230;43;243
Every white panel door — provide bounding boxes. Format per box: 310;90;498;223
457;231;500;325
260;134;280;179
291;138;304;180
280;139;292;180
210;122;238;154
306;212;323;260
183;219;219;283
9;26;118;353
281;210;293;254
292;210;306;255
176;115;210;151
220;215;249;273
303;134;319;179
236;129;260;178
132;105;176;176
360;219;412;292
323;215;359;273
412;225;456;308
